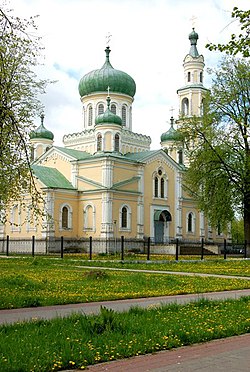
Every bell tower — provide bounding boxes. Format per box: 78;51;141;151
177;29;209;119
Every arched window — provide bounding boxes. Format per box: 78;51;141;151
187;212;195;233
122;105;127;126
121;206;128;228
154;177;158;197
62;206;69;229
160;178;165;198
60;204;72;230
98;104;104;115
200;98;205;115
200;72;203;83
83;204;96;231
187;71;191;82
97;133;102;151
178;149;183;164
88;105;93;126
111;104;116;114
182;98;189;116
114;133;120;152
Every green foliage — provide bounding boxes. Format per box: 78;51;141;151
206;7;250;57
0;3;50;219
180;57;250;236
231;218;244;243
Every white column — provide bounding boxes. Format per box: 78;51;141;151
199;211;205;238
175;172;183;238
42;191;55;238
71;162;78;188
137;166;144;238
101;192;113;238
102;159;113;188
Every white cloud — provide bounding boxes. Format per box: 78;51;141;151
10;0;250;149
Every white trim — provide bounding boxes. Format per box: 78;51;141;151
59;203;73;231
119;203;131;231
83;203;96;232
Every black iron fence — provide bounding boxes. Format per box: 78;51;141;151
0;235;248;260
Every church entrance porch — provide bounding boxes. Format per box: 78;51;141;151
153;210;172;244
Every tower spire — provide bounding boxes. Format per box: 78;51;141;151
189;28;199;57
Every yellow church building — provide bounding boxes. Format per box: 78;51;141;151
1;29;227;253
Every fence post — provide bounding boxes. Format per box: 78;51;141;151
60;236;64;259
121;235;124;261
201;238;204;260
32;235;35;257
175;238;179;261
6;235;9;256
89;236;92;260
244;240;247;258
147;237;150;261
223;239;227;260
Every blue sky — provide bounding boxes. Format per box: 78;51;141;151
10;0;250;149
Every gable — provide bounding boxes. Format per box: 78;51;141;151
32;165;75;190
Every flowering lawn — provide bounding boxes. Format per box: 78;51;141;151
63;254;250;276
0;257;250;309
0;297;249;371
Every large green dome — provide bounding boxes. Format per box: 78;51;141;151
161;117;182;142
30;115;54;141
95;97;122;126
78;47;136;98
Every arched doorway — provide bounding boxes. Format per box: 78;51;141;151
154;210;172;243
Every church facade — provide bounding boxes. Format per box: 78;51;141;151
1;29;227;253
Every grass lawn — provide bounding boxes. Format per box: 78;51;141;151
62;254;250;276
0;297;249;371
0;256;250;309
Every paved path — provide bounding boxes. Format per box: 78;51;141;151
84;333;250;371
1;289;250;325
75;265;250;281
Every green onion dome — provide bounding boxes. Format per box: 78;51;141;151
30;114;54;141
78;47;136;98
95;96;122;126
188;28;199;57
161;117;182;142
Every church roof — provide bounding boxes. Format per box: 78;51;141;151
30;115;54;141
95;96;122;126
161;117;182;142
188;28;199;57
32;165;75;189
54;146;92;160
78;47;136;98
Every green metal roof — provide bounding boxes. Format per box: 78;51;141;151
95;96;122;126
32;165;75;189
30;115;54;141
54;146;92;160
189;28;199;57
161;117;182;142
78;47;136;98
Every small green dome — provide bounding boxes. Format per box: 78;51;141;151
30;115;54;141
188;28;199;57
161;117;182;142
78;47;136;98
95;96;122;126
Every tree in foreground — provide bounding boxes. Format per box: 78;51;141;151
180;57;250;253
0;2;49;221
206;7;250;57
